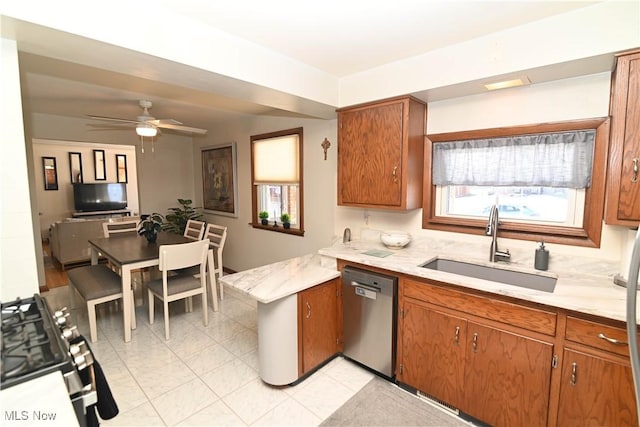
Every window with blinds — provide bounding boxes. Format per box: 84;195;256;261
250;127;304;235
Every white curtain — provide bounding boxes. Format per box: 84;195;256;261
432;130;595;188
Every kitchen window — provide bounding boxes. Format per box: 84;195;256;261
250;127;304;235
423;118;609;247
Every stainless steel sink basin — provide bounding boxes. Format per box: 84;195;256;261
420;258;557;293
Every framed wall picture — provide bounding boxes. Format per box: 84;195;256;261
116;154;128;183
93;149;106;180
202;143;238;217
69;152;83;183
42;156;58;190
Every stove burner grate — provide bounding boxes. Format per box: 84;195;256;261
1;295;68;388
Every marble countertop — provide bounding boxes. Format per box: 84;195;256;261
318;237;635;324
219;253;341;304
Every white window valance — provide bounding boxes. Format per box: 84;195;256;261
432;129;595;188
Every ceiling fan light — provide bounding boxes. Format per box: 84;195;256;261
136;124;157;137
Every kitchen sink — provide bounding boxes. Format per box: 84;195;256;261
420;258;557;293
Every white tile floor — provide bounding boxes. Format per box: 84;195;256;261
43;285;377;426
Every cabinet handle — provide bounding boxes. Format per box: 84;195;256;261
392;166;398;183
472;332;478;353
598;332;627;345
454;326;460;345
570;362;577;386
633;158;638;183
306;302;311;319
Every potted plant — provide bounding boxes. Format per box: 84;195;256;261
163;199;204;235
138;213;164;243
259;211;269;225
280;213;291;229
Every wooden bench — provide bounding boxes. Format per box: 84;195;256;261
68;265;135;342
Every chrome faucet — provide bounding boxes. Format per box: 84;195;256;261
486;204;511;262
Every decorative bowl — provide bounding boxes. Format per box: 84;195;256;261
380;230;411;249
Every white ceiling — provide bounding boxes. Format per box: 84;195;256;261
5;1;610;136
157;0;596;77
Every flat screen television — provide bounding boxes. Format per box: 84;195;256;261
73;183;127;212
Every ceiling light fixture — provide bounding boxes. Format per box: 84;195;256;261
484;76;531;91
136;124;157;137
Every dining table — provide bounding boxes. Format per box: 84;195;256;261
88;231;210;342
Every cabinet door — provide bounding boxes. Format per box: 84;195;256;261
462;322;553;427
607;52;640;224
299;279;338;375
338;102;403;206
557;348;638;427
399;300;466;407
617;55;640;221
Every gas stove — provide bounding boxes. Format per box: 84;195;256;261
1;294;98;426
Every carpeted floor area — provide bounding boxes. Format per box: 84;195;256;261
320;376;472;427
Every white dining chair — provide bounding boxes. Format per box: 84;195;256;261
203;223;227;300
103;218;145;296
184;219;206;241
147;239;209;340
102;219;139;237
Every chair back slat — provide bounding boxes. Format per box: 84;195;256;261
204;224;227;249
184;219;206;241
103;220;139;238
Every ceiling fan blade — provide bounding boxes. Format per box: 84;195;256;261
87;115;140;125
148;118;182;126
87;123;136;130
157;123;208;135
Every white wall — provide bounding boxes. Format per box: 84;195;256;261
32;139;139;237
1;38;39;299
29;113;196;217
193;115;338;273
334;72;627;263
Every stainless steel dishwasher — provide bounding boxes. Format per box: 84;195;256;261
342;266;397;379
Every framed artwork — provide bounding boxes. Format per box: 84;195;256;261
202;142;238;217
93;149;106;180
42;157;58;190
116;154;128;183
69;152;83;183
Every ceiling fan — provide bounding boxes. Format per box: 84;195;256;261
87;100;208;137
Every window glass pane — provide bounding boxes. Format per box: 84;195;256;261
436;185;584;227
257;184;299;227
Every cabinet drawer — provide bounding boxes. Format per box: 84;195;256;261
403;278;557;336
565;316;637;357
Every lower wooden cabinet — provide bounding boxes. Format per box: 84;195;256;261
399;294;553;426
461;322;553;427
298;278;339;376
400;300;466;407
398;276;556;427
557;348;637;426
557;316;639;426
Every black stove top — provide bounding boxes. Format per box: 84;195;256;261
1;295;72;389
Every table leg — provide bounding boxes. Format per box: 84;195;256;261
91;247;99;265
208;249;219;312
121;264;134;342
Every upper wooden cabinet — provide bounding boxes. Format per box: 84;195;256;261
606;51;640;225
337;96;426;210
